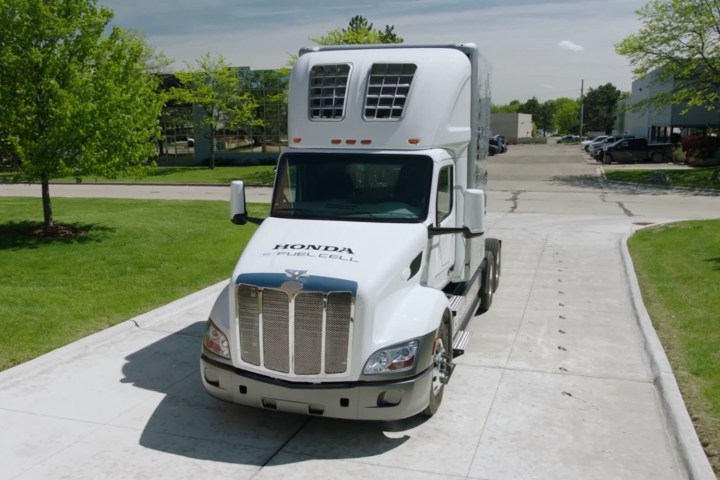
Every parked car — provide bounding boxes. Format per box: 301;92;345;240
581;135;608;152
558;134;579;143
589;135;634;160
601;138;673;164
489;138;501;156
492;134;508;153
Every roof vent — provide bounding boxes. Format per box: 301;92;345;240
309;64;350;120
365;63;417;120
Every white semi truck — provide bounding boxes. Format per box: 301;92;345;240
200;43;501;420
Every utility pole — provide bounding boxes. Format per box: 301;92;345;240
579;79;585;139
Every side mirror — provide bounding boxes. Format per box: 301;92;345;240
230;180;247;225
464;189;486;235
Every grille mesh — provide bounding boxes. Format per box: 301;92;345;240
325;293;352;373
236;285;352;375
294;292;324;374
309;64;350;120
262;290;290;373
237;285;260;366
365;63;417;120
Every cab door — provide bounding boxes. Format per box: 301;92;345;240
427;162;455;288
614;140;633;163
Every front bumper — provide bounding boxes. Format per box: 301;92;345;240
200;354;432;420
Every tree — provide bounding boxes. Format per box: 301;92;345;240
491;100;522;113
171;53;259;169
492;98;556;134
519;97;541;116
583;83;622;133
535;100;558;135
0;0;166;233
615;0;720;111
311;15;404;45
553;98;581;134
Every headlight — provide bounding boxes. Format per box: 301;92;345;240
203;320;230;359
363;340;419;374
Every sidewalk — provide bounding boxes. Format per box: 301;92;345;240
0;213;714;479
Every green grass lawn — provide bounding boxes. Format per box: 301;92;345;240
0;196;268;371
0;165;277;186
605;166;720;190
628;219;720;473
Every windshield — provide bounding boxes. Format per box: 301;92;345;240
271;152;433;223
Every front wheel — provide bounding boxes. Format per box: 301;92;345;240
602;153;612;165
651;152;664;163
486;238;501;292
478;251;495;313
423;322;451;417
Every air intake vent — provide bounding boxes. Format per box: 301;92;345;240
365;63;417;120
309;64;350;120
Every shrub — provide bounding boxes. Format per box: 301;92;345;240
672;145;686;164
682;135;720;166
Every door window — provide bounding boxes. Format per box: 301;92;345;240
436;165;453;224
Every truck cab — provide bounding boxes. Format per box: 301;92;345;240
200;44;501;420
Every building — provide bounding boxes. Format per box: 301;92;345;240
620;69;720;142
490;113;533;143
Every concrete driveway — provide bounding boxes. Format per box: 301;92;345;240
0;144;717;479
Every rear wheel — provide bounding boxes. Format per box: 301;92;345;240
651;152;664;163
423;322;451;416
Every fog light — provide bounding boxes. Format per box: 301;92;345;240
377;390;403;407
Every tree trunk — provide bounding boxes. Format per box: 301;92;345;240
41;174;54;231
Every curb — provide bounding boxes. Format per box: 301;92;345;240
0;281;226;386
620;230;716;479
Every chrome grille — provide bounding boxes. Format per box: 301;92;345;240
325;293;352;373
237;285;260;366
294;292;324;374
262;290;290;373
236;285;353;376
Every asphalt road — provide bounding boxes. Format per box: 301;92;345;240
0;144;717;479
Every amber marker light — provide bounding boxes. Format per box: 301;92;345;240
331;139;342;144
361;139;372;145
408;138;420;145
292;137;302;144
346;139;357;145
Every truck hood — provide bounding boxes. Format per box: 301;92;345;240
233;217;428;292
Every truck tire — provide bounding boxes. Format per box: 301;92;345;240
651;152;664;163
602;153;612;165
486;238;501;292
478;251;495;312
423;321;451;417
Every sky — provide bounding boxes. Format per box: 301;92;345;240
100;0;649;105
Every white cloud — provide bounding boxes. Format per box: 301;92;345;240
559;40;585;52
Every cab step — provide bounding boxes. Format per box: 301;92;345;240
448;294;465;315
452;330;471;358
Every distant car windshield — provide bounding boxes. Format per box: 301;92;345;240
271;152;433;223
